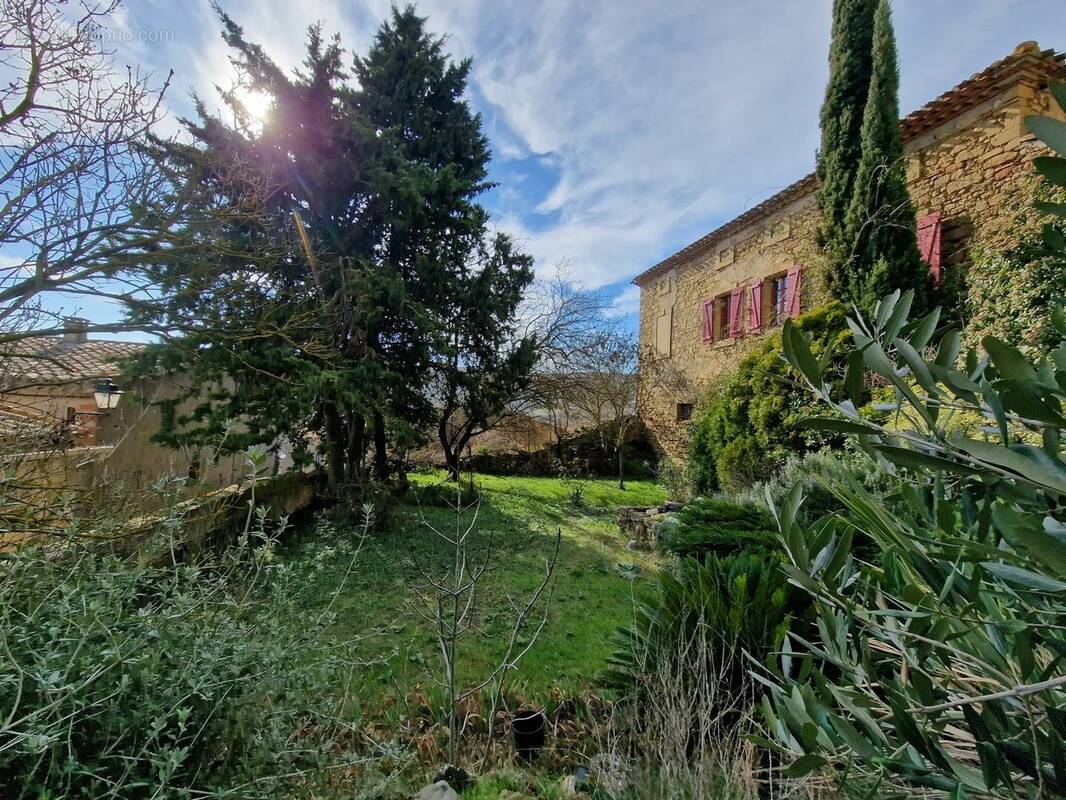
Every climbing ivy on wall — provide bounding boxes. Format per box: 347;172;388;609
959;115;1066;354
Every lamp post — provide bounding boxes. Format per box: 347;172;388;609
60;379;123;447
92;379;123;411
66;379;123;424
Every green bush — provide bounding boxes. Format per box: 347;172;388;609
602;552;806;704
655;456;692;503
658;497;779;561
0;544;363;798
407;479;482;508
964;220;1066;355
732;447;902;527
688;302;850;493
763;287;1066;795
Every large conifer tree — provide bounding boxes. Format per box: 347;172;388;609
133;7;535;491
817;0;876;284
354;7;535;480
842;0;925;312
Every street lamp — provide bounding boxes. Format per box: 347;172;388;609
92;379;123;411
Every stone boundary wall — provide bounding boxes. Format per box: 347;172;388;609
1;451;317;554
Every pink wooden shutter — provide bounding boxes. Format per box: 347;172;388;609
917;212;943;282
748;281;763;332
785;266;802;318
701;298;715;342
727;287;744;338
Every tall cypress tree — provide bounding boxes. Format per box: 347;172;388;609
817;0;876;289
842;0;925;312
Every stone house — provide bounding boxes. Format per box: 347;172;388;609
0;318;287;496
634;42;1066;459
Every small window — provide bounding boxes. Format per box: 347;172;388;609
676;403;694;422
767;272;788;327
768;220;790;242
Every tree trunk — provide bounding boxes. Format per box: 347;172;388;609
443;447;460;481
439;413;460;481
618;445;625;491
441;430;473;482
322;403;347;490
372;411;389;482
346;413;366;486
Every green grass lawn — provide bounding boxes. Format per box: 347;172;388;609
277;471;666;711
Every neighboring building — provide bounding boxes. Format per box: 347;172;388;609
634;42;1066;459
1;318;145;447
0;318;284;495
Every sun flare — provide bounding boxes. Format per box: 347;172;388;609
235;87;272;126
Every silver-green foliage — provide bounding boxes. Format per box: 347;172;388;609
759;288;1066;796
0;526;376;797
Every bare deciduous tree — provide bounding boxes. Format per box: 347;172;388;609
411;483;560;769
0;0;172;341
565;329;639;489
428;269;620;477
520;271;640;487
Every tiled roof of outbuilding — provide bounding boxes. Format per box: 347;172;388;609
0;338;144;388
632;42;1066;287
0;406;59;440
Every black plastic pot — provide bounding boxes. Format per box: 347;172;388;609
512;708;547;761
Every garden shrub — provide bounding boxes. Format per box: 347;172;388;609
0;544;365;798
763;288;1066;794
955;174;1066;354
964;228;1066;355
688;301;850;494
658;497;779;561
732;447;902;527
655;456;692;503
407;479;482;508
602;552;808;708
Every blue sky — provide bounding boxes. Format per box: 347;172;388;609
50;0;1066;335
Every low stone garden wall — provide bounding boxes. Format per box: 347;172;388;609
617;501;684;549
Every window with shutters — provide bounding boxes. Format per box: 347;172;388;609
918;212;943;282
701;298;714;342
766;271;788;327
714;292;732;341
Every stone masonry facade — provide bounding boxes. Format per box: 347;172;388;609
635;42;1066;460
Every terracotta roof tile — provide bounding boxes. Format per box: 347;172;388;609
0;338;145;388
633;42;1066;287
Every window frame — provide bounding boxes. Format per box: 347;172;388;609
714;292;732;341
764;271;789;329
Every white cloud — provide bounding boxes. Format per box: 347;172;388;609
129;0;1066;303
606;285;641;318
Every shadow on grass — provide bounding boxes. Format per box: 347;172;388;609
274;471;666;712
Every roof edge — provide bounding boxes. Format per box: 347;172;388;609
632;42;1066;288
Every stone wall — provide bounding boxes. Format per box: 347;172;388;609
637;196;827;458
637;63;1064;461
